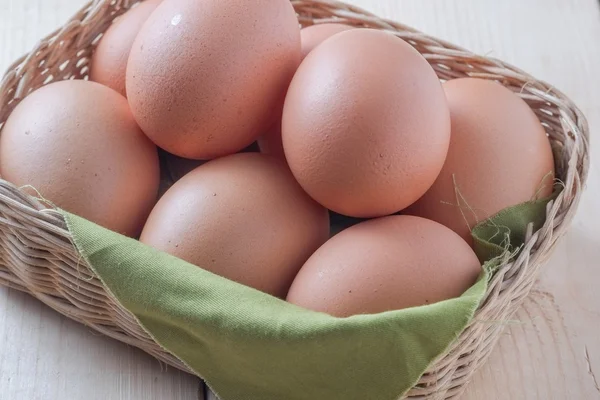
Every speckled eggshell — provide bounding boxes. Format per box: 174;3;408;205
258;23;355;159
90;0;162;96
286;215;482;317
282;29;451;218
140;153;330;298
404;78;555;245
0;80;160;237
126;0;301;159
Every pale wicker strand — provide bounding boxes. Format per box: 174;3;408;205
0;1;590;399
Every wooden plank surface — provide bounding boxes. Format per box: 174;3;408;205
1;0;599;399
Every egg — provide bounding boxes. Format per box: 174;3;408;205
404;78;555;244
287;215;481;317
282;29;451;218
258;23;355;159
140;153;330;297
0;80;160;237
90;0;162;96
127;0;301;159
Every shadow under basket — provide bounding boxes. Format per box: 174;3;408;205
0;1;590;399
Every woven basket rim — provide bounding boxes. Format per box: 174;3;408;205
0;1;591;399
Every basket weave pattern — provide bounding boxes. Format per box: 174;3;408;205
0;1;590;399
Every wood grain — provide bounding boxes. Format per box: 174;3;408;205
1;0;599;399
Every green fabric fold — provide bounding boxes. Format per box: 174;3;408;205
61;188;557;400
63;212;488;400
472;189;558;262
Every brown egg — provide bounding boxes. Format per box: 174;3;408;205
287;215;481;317
0;80;160;237
258;23;355;159
405;78;555;244
90;0;161;96
300;23;354;59
140;153;330;297
127;0;301;159
282;29;450;218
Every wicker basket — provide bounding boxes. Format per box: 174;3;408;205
0;0;590;398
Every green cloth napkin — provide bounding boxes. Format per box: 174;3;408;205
61;189;554;400
63;212;488;400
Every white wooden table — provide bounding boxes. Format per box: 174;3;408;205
1;1;599;399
